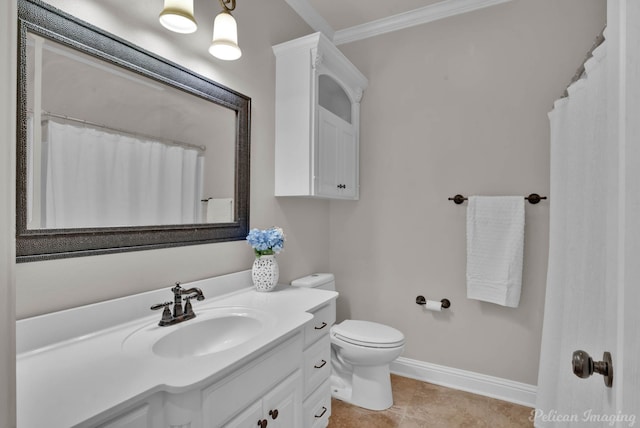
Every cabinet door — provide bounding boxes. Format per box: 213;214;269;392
317;107;357;199
338;124;357;199
222;401;263;428
262;370;302;428
97;404;151;428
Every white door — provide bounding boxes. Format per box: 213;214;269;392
614;0;640;418
536;1;639;426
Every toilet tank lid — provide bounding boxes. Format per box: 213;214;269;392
290;273;334;288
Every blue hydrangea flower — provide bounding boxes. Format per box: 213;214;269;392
246;227;285;256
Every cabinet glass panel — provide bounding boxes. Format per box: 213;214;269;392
318;75;351;124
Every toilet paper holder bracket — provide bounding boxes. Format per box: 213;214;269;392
416;296;451;309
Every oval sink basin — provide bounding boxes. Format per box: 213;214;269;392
154;314;262;358
123;306;276;359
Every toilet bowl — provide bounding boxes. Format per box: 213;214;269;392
291;274;405;411
330;319;405;410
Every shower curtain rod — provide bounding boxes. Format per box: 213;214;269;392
38;111;206;152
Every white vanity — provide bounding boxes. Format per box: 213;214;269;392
16;271;337;428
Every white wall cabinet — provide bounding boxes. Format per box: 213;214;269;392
273;32;368;200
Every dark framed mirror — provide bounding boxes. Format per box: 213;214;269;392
16;0;250;262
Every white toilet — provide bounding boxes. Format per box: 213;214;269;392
291;273;405;411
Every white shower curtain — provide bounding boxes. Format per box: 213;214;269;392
536;40;615;425
42;120;203;228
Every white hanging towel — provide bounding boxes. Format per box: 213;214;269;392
466;196;525;307
205;198;234;223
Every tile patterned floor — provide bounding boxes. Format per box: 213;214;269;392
328;375;534;427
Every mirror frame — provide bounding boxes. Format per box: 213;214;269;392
16;0;251;262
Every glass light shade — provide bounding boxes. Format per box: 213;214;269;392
209;12;242;61
159;0;197;34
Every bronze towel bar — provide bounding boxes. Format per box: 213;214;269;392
447;193;547;205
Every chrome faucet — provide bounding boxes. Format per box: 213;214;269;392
150;282;205;326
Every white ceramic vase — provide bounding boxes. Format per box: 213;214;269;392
252;254;279;292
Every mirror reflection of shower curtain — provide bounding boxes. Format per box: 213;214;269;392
41;120;204;228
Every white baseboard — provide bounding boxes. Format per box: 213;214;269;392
390;357;537;408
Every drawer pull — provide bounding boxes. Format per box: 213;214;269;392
315;406;328;418
314;322;327;330
257;419;267;428
269;409;279;420
314;359;327;369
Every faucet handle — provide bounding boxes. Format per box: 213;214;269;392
184;296;195;317
150;301;173;325
150;301;172;311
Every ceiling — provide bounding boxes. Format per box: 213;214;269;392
284;0;513;45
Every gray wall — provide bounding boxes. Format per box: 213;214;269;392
330;0;606;385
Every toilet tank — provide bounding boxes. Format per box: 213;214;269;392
290;273;335;291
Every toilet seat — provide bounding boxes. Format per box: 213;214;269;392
332;320;405;349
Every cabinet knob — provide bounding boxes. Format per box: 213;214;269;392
257;419;267;428
269;409;279;420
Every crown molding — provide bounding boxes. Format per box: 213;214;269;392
283;0;335;41
283;0;514;46
334;0;513;45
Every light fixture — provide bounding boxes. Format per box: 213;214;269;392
159;0;198;34
209;0;242;61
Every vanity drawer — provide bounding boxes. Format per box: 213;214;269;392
303;335;331;396
303;380;331;428
305;301;335;347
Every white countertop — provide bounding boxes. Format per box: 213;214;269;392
17;272;337;428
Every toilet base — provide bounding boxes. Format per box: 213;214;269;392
331;364;393;411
